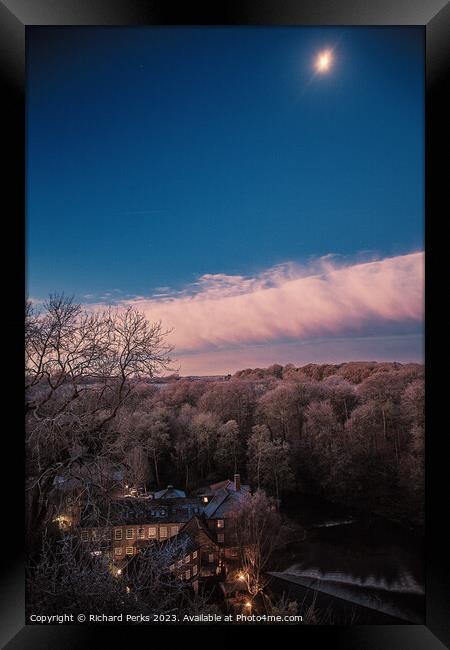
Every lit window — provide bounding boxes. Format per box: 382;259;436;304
148;527;156;538
217;533;225;543
185;570;190;580
184;554;190;564
193;565;198;576
114;529;123;540
208;554;214;563
126;528;134;539
160;527;167;538
81;531;89;542
170;564;175;572
115;547;122;556
217;519;224;529
193;551;198;559
137;528;145;539
125;547;134;555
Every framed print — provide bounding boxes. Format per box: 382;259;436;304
1;1;449;648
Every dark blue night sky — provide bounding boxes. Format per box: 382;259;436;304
27;26;423;300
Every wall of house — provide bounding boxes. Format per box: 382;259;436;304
205;517;237;548
80;522;182;558
169;549;201;582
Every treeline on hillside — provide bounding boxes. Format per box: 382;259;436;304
234;360;422;383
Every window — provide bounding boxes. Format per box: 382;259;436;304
91;529;98;540
185;570;190;580
125;547;134;555
160;508;167;517
184;554;190;564
114;529;122;540
104;529;112;540
193;565;198;576
217;533;225;543
170;526;179;536
208;554;214;563
193;551;198;559
115;547;122;556
160;527;167;538
194;507;199;513
177;560;182;568
217;519;224;528
137;528;145;539
81;530;89;542
169;564;175;572
126;528;134;539
148;527;156;538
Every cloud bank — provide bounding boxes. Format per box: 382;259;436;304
117;252;423;357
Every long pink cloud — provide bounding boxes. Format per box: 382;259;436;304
116;252;423;354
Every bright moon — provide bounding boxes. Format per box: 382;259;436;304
315;50;333;73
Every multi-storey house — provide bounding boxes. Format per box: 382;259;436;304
202;474;250;562
78;494;205;559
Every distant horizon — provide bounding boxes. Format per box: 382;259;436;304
168;346;424;377
168;357;425;380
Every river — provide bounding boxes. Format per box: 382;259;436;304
268;494;424;624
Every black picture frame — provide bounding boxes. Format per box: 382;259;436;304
1;1;448;648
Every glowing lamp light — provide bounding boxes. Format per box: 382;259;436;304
245;602;252;608
238;573;245;581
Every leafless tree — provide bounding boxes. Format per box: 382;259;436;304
25;295;173;539
27;531;204;617
231;490;283;597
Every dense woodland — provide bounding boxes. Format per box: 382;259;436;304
112;362;424;528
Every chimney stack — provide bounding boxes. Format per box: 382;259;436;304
234;473;241;492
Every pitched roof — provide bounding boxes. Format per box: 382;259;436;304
79;497;196;527
203;486;250;519
195;478;251;497
170;531;201;557
179;516;218;546
209;479;234;491
153;486;187;499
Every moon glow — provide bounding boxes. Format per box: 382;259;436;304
315;50;333;73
